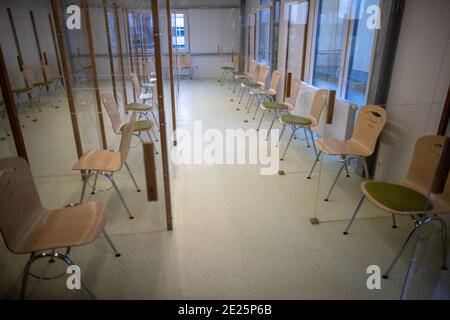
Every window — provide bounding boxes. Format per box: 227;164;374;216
312;0;379;106
172;12;189;51
258;9;270;64
128;12;154;51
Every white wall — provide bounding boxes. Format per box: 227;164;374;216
380;0;450;182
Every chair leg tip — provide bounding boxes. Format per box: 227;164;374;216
91;192;95;195
382;275;389;279
115;253;121;258
343;232;348;235
137;189;141;193
442;266;448;271
307;177;311;180
129;216;135;220
392;225;398;229
324;199;329;202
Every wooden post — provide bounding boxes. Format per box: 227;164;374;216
113;2;128;110
437;85;450;136
151;0;174;231
166;0;177;146
432;137;450;194
50;0;83;159
143;142;158;201
301;1;310;82
82;0;108;150
326;90;336;124
0;45;28;161
48;13;63;78
125;9;134;73
103;0;118;103
29;11;48;91
7;8;24;71
285;72;292;98
132;13;141;84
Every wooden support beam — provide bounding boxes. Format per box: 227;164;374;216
151;0;174;231
166;0;177;146
437;85;450;136
7;8;23;71
82;0;108;150
143;142;158;201
103;0;118;103
50;0;83;160
326;90;336;125
48;13;63;77
432;137;450;194
0;45;28;161
132;13;141;85
113;2;128;109
29;11;49;91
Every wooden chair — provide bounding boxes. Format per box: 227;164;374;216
237;60;259;104
258;78;301;140
344;135;449;279
22;65;53;105
307;105;387;202
0;156;120;299
102;92;159;153
248;70;282;120
220;52;240;85
242;64;270;111
129;72;159;130
279;88;329;160
179;54;194;80
73;112;141;220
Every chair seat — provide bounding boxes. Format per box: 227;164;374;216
14;202;106;254
122;120;153;132
317;138;371;156
252;89;276;95
126;103;152;112
363;182;432;213
221;66;234;70
34;81;54;87
280;114;312;126
242;82;263;88
261;101;288;110
12;87;33;95
142;81;156;88
73;150;122;172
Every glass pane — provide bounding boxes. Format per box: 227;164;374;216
0;97;16;158
312;0;346;92
345;0;379;106
258;8;270;64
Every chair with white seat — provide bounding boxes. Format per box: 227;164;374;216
343;135;449;280
130;72;159;130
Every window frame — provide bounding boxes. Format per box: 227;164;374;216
171;10;190;53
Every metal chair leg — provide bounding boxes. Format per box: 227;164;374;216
433;217;448;270
343;195;366;235
106;174;134;219
363;157;370;179
383;220;422;279
303;127;310;148
103;230;121;257
325;161;346;201
308;127;318;157
266;112;278;140
80;171;93;203
91;172;99;195
307;151;322;179
20;253;35;300
281;130;296;161
344;158;350;178
245;92;253;110
257;110;266;131
151;111;160;131
392;214;398;229
124;161;141;192
238;87;246;104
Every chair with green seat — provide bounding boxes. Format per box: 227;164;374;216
234;59;256;97
243;64;270;111
344;135;449;280
102;92;159;154
220;53;240;85
230;58;249;93
130;73;159;130
248;70;282;120
22;65;53;106
279;88;329;160
307;105;387;202
42;62;64;93
238;62;267;105
258;78;301;140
